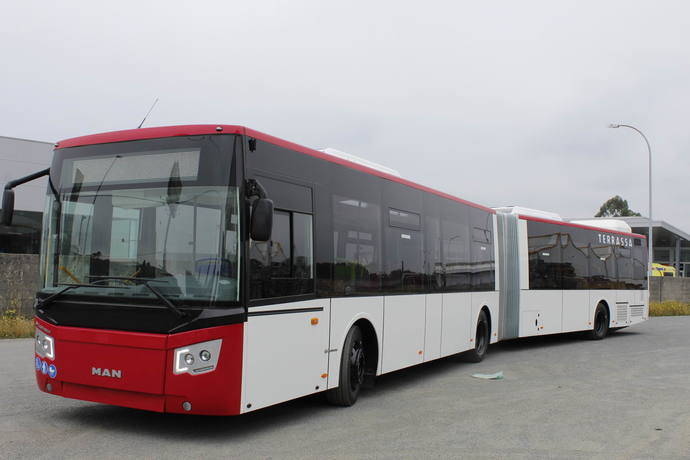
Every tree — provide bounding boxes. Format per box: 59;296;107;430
595;196;642;217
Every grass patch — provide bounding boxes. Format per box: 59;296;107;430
649;301;690;317
0;309;35;338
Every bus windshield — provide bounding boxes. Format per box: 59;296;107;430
39;136;241;306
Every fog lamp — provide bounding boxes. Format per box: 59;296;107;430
184;353;195;366
200;350;211;361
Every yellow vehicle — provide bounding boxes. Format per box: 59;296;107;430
652;263;677;277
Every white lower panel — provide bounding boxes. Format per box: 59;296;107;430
562;290;590;333
628;289;648;325
241;299;329;413
519;290;562;337
440;292;472;357
328;297;384;389
424;294;443;362
382;295;425;373
614;290;632;327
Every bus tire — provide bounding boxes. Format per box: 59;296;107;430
465;310;490;363
327;325;365;407
588;303;610;340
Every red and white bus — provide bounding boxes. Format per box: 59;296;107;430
3;125;648;415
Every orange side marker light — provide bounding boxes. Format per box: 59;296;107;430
321;373;328;378
311;318;319;325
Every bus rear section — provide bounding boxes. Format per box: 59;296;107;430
495;209;649;341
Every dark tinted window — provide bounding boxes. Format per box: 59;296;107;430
424;200;443;292
472;227;492;243
526;222;649;291
470;208;495;291
616;246;633;288
293;213;314;279
250;210;314;299
632;239;647;289
384;226;424;292
333;193;382;295
561;229;589;289
527;221;562;289
255;176;312;213
389;208;421;230
589;243;616;289
442;200;471;292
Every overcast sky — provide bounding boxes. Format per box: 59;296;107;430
1;1;688;231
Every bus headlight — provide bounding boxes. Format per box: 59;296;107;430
35;330;55;360
173;339;222;376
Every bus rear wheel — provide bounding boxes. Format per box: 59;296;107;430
465;310;490;363
588;303;610;340
327;325;365;406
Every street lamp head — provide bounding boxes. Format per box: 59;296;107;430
608;123;621;129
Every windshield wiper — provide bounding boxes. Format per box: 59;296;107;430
38;282;130;310
86;276;187;318
141;281;187;318
36;285;79;310
39;276;187;318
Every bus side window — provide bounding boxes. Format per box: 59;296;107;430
332;194;382;295
441;201;471;292
384;208;423;293
250;210;314;299
470;207;495;291
527;221;562;289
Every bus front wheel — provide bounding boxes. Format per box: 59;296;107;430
327;325;365;406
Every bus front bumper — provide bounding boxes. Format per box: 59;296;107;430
34;317;244;415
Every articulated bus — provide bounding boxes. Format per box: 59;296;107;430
3;125;648;415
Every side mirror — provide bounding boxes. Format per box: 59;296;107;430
1;189;15;226
250;198;274;242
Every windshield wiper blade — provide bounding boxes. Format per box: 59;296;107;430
41;278;186;319
36;285;78;310
142;281;187;318
38;282;124;310
84;276;187;318
87;275;159;283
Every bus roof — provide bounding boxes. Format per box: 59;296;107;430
56;124;496;214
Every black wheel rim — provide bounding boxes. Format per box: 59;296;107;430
476;318;488;355
349;339;365;392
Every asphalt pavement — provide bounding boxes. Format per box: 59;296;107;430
1;317;689;459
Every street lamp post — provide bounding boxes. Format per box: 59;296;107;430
608;123;653;281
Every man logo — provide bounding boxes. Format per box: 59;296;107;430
92;367;122;378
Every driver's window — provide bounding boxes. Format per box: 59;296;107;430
250;210;314;299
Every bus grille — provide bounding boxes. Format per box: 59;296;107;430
616;304;628;323
630;305;645;317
